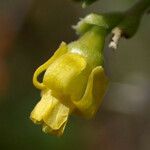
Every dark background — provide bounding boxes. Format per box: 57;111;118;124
0;0;150;150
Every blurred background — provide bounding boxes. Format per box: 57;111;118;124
0;0;150;149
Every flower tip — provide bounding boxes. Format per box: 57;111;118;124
30;115;37;124
42;123;65;137
59;41;67;47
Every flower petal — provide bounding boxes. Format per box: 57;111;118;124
73;66;109;119
30;89;70;136
42;121;67;137
33;42;68;90
30;90;54;124
43;53;87;104
42;102;69;136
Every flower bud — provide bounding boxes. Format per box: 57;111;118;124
30;26;109;136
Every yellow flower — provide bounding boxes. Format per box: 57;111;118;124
30;26;109;136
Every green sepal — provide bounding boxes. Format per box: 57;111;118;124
73;12;124;35
68;26;107;68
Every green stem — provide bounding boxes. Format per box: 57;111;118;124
127;0;150;16
119;0;150;38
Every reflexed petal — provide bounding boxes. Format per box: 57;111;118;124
73;66;109;119
33;42;68;90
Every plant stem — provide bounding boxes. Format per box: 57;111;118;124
120;0;150;38
127;0;150;16
109;0;150;49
